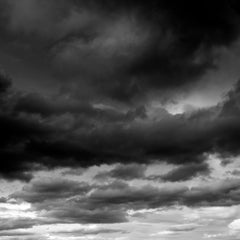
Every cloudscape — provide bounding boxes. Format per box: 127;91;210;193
1;0;240;239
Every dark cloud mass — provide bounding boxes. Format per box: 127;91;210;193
0;69;11;94
1;2;240;236
0;0;239;102
0;68;240;180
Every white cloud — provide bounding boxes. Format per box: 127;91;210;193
229;219;240;231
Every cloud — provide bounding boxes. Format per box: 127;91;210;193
44;207;128;224
1;1;240;239
169;223;200;232
156;162;210;182
0;73;240;181
0;69;11;94
229;219;240;231
95;163;147;181
1;0;240;104
56;228;128;237
11;178;91;203
95;162;210;182
221;79;240;117
0;1;240;184
12;177;240;221
0;218;35;231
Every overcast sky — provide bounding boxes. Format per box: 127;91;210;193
1;0;240;239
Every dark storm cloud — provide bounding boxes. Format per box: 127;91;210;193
14;92;146;122
0;69;11;94
0;109;55;181
0;0;240;103
48;0;240;103
0;75;240;181
0;0;240;182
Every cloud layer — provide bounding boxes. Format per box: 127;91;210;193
0;1;240;240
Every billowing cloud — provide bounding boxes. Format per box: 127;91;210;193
0;74;240;181
0;0;239;103
0;1;240;239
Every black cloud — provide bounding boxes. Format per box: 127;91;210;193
0;75;240;180
0;0;240;103
0;0;240;183
0;69;11;94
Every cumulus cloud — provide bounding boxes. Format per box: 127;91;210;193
229;219;240;231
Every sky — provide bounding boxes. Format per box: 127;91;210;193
1;0;240;239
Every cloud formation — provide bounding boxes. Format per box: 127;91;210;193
0;0;239;103
0;72;240;181
0;1;240;239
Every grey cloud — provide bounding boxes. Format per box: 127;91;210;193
10;177;240;224
152;162;211;182
72;178;240;209
11;178;91;203
0;2;240;183
95;163;147;181
44;207;127;224
1;77;240;181
0;218;34;231
0;69;11;94
168;224;200;232
95;162;210;183
56;228;128;236
1;0;240;104
231;169;240;176
14;92;147;123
